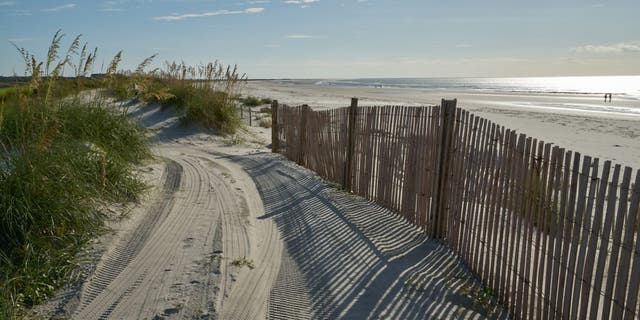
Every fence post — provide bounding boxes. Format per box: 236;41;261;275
433;99;457;239
299;105;308;165
271;100;279;153
344;98;358;191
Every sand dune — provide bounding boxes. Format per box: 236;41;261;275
34;79;639;318
35;100;508;319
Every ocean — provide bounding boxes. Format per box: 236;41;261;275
315;76;640;100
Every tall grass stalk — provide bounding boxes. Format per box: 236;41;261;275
1;31;150;319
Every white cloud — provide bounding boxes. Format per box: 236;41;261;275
6;9;30;16
248;0;269;3
8;38;32;42
284;0;319;4
455;44;472;48
245;7;265;13
285;34;325;39
100;0;130;12
0;1;15;6
42;3;76;12
153;7;265;21
572;41;640;54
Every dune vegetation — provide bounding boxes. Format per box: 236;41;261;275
0;30;248;318
0;31;152;319
108;59;246;135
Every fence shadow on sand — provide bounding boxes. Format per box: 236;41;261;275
227;152;508;320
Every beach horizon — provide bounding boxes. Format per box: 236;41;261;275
245;78;640;169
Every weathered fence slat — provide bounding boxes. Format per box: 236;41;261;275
272;101;639;320
579;160;611;319
506;134;525;312
518;138;538;319
570;158;599;319
455;111;474;254
589;164;622;318
531;142;552;319
467;119;488;270
612;169;640;319
463;116;481;264
623;169;640;320
602;167;633;319
474;122;495;275
499;131;517;302
482;126;504;286
560;155;590;318
544;146;563;318
489;127;507;291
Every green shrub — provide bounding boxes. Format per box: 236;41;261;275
240;96;262;107
260;97;272;105
180;87;240;134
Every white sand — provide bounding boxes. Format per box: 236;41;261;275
34;98;508;319
245;80;640;169
42;79;635;319
32;79;640;319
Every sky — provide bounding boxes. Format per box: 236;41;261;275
1;0;640;79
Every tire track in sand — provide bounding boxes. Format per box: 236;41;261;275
73;154;222;319
195;152;284;320
73;159;182;313
71;146;283;320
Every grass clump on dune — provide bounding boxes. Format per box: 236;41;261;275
240;96;272;107
0;31;150;318
97;49;246;135
127;60;246;135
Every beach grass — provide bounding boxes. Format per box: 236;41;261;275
132;61;246;135
1;29;249;318
101;58;246;135
0;31;150;319
240;96;272;107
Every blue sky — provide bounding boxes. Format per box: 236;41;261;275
2;0;639;78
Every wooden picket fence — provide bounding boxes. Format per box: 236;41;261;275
270;99;640;319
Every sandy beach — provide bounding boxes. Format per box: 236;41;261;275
28;84;638;319
31;98;506;319
245;80;640;169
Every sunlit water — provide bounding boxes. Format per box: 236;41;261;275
317;76;639;98
316;76;640;116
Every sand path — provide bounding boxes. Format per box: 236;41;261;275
70;144;283;319
59;102;283;319
39;101;506;319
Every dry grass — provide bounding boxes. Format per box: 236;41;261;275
2;31;150;319
259;117;272;128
